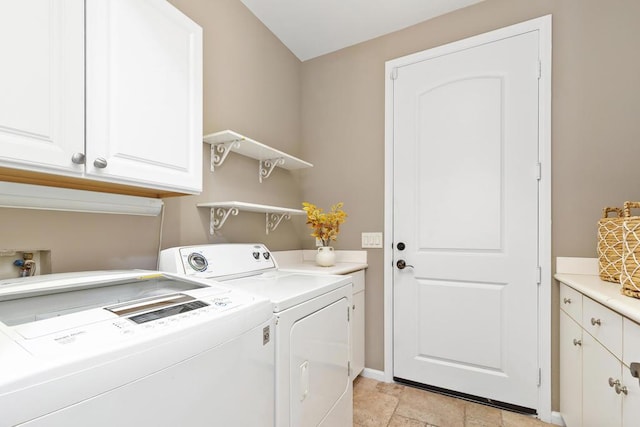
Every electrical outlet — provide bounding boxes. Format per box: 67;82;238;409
361;232;383;248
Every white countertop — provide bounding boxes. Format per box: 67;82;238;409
555;257;640;324
272;250;368;275
555;273;640;324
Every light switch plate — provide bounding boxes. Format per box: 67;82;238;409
361;232;383;248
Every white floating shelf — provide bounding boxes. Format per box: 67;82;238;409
202;130;313;182
197;201;305;235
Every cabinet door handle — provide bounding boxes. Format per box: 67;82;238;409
93;157;108;169
71;152;85;164
572;338;582;346
608;377;620;388
591;318;601;326
615;383;628;395
563;297;571;304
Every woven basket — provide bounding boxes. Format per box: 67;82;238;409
597;206;625;283
621;202;640;298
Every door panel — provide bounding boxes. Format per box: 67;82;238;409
416;279;505;370
417;77;503;250
393;30;540;409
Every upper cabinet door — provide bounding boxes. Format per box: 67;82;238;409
86;0;203;194
0;0;84;175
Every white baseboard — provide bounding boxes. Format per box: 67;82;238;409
550;411;565;426
359;368;386;382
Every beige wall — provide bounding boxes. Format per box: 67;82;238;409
163;0;305;251
0;207;161;272
300;0;640;411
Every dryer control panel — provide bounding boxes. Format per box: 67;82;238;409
159;244;277;279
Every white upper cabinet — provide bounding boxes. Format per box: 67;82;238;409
0;0;84;175
86;0;202;193
0;0;203;196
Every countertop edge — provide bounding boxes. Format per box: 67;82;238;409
278;262;368;276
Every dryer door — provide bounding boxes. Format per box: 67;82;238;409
290;297;350;426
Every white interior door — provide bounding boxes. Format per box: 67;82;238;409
392;29;541;410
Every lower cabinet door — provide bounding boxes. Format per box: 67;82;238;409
583;333;622;427
560;310;583;427
622;365;640;427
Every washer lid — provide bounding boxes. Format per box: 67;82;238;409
224;272;351;311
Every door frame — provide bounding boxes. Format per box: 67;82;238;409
383;15;552;422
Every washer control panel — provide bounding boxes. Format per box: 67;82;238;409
19;290;250;357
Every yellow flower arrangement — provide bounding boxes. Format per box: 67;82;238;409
302;202;347;247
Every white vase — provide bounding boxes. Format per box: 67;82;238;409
316;246;336;267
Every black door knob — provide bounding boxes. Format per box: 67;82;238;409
397;242;406;251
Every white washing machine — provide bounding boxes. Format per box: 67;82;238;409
0;270;274;427
160;244;353;427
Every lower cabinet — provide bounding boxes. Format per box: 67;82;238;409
559;282;640;427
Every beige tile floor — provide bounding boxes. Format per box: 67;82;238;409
353;377;555;427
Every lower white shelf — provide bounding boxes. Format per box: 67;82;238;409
196;201;305;235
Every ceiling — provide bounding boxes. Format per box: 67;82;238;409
240;0;485;61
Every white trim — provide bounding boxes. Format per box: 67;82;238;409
384;14;552;422
383;41;396;384
551;411;566;426
537;15;553;424
0;182;163;216
359;368;387;383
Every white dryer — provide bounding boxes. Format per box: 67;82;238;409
0;270;274;427
160;244;353;427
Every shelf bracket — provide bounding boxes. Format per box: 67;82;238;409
208;207;239;234
259;158;285;183
210;140;242;172
266;212;292;234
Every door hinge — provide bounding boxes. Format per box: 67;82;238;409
348;361;352;377
391;68;398;80
536;162;542;181
537;59;542;80
347;306;350;322
536;266;542;285
538;368;542;386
